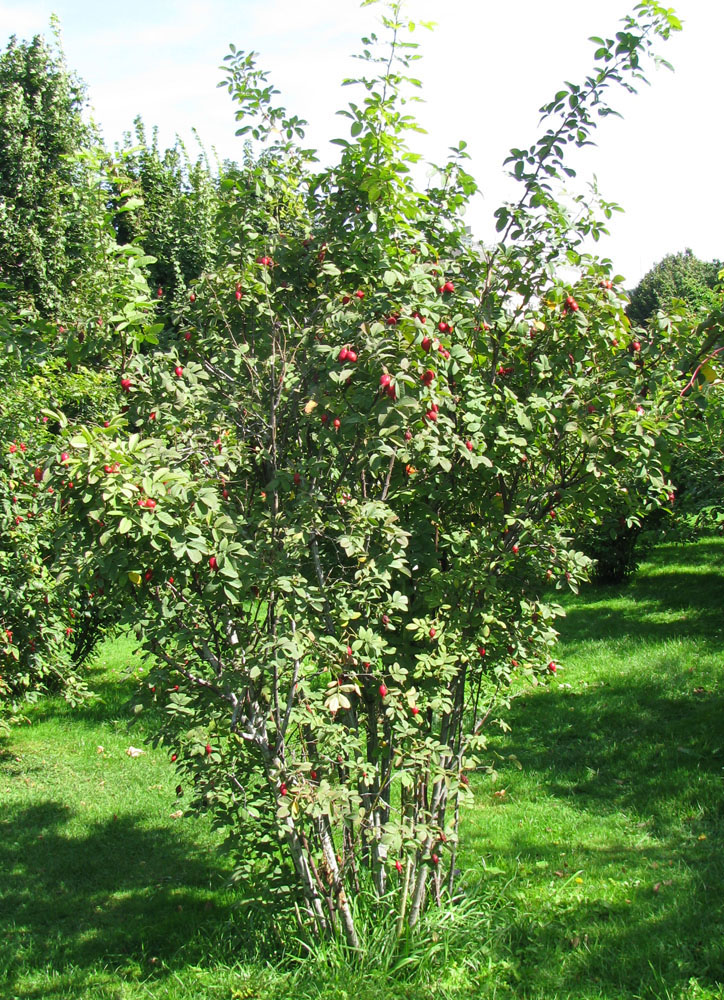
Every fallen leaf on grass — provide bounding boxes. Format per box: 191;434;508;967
126;746;145;757
170;810;183;819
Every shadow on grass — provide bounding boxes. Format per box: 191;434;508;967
0;799;266;995
465;538;724;997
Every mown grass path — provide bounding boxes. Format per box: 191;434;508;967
1;537;723;999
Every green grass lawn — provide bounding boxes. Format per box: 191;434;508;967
1;537;723;1000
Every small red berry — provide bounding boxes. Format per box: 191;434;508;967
209;555;218;571
355;290;365;299
478;646;486;657
379;684;388;698
465;440;473;452
429;627;436;639
174;366;184;378
205;743;212;755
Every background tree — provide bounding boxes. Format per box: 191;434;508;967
111;119;223;303
0;26;109;317
627;249;721;327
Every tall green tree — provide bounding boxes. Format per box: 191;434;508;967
627;249;721;327
0;26;107;317
111;119;223;302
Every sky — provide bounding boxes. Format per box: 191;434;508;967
1;0;721;288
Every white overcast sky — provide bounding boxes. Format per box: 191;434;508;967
1;0;721;287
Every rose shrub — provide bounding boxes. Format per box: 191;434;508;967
11;0;685;949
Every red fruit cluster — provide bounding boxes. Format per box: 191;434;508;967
379;373;396;399
138;497;157;509
565;295;579;312
421;369;435;386
235;283;243;301
120;378;132;392
425;403;439;422
256;256;273;267
104;462;121;474
438;320;452;334
439;280;455;294
338;346;358;363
